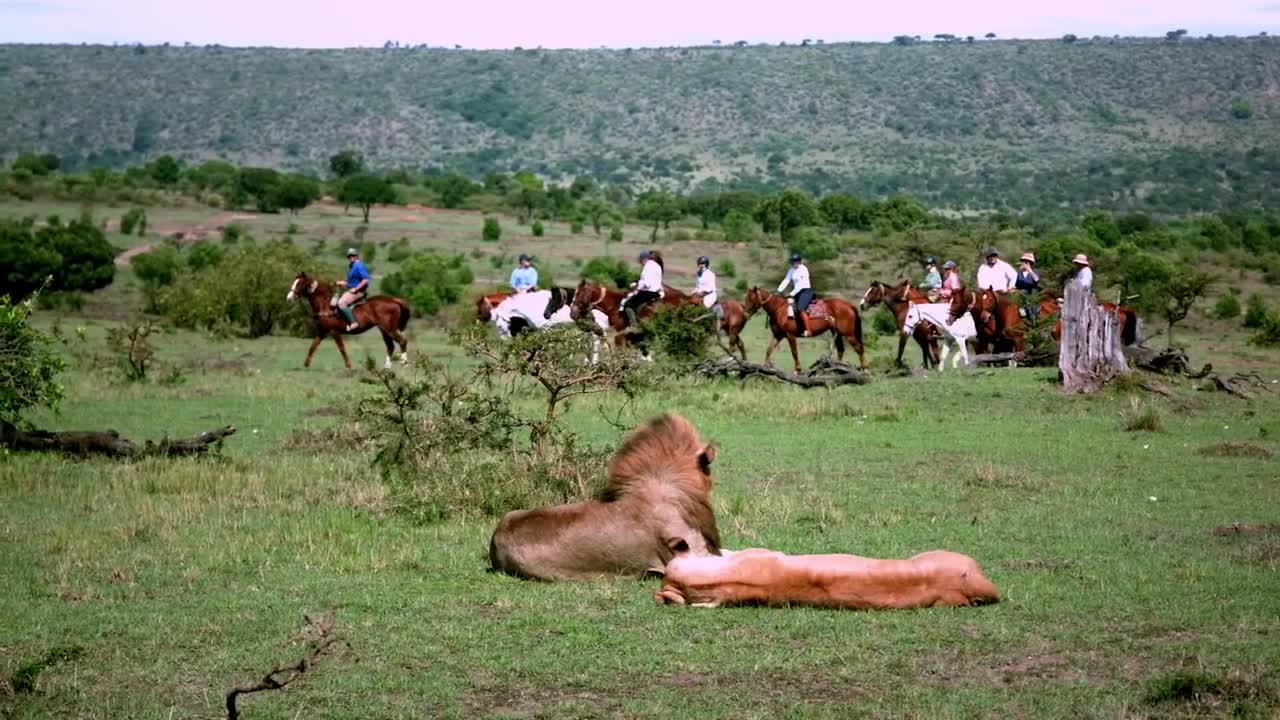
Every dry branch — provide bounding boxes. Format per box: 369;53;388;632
697;355;868;388
0;421;236;458
225;611;350;720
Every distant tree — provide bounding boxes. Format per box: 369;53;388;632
685;193;719;229
1155;268;1214;346
893;35;916;46
545;186;573;220
273;175;321;215
146;155;181;185
1082;209;1121;247
328;150;364;178
482;217;502;243
985;32;997;39
185;241;224;272
237;167;282;213
380;253;473;316
818;193;868;232
131;245;181;311
338;174;395;223
580;257;638;289
509;172;546;223
187;159;238;191
635;191;684;239
721;209;760;244
1165;29;1188;41
11;152;57;176
578;196;617;235
1231;99;1253;120
484;172;512;194
1116;213;1154;236
1062;34;1078;43
755;189;819;242
568;176;596;199
0;215;115;300
433;173;478;209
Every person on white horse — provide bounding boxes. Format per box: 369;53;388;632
691;256;721;320
510;253;538;294
490;286;609;363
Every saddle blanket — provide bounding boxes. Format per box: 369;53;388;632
330;295;368;307
904;303;975;337
786;300;829;320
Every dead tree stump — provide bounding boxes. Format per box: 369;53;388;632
1059;280;1128;393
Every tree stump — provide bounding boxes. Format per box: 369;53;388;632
1058;280;1128;393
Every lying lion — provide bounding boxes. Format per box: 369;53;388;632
489;414;721;581
654;548;999;610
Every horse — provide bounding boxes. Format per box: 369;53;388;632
859;280;941;368
743;287;868;372
948;289;1023;354
569;280;690;352
489;413;721;581
487;289;610;363
1040;295;1139;346
655;547;1000;610
475;292;529;336
717;298;749;360
903;301;978;370
287;272;411;370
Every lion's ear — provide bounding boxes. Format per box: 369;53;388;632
698;442;717;473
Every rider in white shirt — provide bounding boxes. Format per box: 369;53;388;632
1071;254;1093;291
623;250;664;327
692;256;718;313
976;247;1017;293
777;252;813;336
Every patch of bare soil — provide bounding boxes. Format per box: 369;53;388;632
1211;523;1280;537
1197;442;1273;459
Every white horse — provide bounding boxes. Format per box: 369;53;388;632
491;290;609;363
904;303;977;370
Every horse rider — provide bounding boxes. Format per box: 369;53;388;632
940;260;962;300
778;252;813;336
623;249;664;327
1015;252;1042;319
692;255;721;319
976;247;1017;293
510;253;538;294
1070;254;1093;291
920;256;942;302
336;247;370;332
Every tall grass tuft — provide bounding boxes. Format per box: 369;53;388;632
1122;396;1163;432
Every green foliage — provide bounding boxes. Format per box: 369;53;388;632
1250;311;1280;347
160;240;317;337
755;188;819;241
11;152;59;176
237;167;282;213
358;241;377;264
818;193;868;232
186;241;224;272
569;218;584;234
387;237;412;263
0;292;65;423
380;253;473;316
106;319;157;383
788;227;839;262
715;259;737;278
221;223;244;245
641;303;716;364
1243;293;1269;328
338;174;396;223
146;155;181;185
721;209;760;244
1122;396;1163;432
872;307;899;336
609;224;623;243
273;174;320;214
130;245;181;312
0;214;116;300
1230;99;1253;120
329;149;364;178
531;219;544;237
579;257;638;289
1154;267;1215;346
120;208;147;236
429;172;478;209
1212;292;1242;320
635;191;684;234
1082;210;1121;246
482;216;501;243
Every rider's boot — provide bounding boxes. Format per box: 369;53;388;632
339;304;358;332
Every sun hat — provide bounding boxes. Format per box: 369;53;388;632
1020;252;1036;264
1072;254;1090;266
943;260;957;270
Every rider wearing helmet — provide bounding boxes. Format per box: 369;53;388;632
920;256;942;302
692;255;720;317
623;250;664;327
777;252;813;336
336;247;370;332
509;253;538;293
940;260;962;299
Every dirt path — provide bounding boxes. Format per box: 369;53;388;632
114;211;256;269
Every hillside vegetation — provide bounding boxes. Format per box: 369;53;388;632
1;37;1279;212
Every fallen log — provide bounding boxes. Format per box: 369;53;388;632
697;355;868;388
0;420;236;458
968;352;1025;367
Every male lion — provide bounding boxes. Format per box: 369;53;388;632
489;414;721;581
655;548;999;610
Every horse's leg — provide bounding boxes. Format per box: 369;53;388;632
332;332;352;369
304;335;323;368
896;332;909;367
764;336;780;368
938;340;950;371
786;334;801;373
380;331;394;370
391;328;409;364
847;319;868;370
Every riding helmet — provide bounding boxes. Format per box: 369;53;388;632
346;247;359;257
789;253;803;263
697;256;710;266
639;250;652;260
925;256;937;265
983;247;999;258
518;253;531;261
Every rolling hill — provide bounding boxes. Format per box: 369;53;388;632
2;36;1280;212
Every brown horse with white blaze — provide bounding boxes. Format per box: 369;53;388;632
287;272;411;369
744;287;868;372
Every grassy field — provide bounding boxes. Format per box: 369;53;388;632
2;202;1280;719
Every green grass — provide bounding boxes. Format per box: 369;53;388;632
3;201;1280;718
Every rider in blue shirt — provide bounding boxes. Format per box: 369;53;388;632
509;253;538;293
337;247;370;331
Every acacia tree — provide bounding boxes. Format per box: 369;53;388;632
339;175;396;223
329;150;364;178
1156;269;1214;347
635;191;683;240
754;188;818;242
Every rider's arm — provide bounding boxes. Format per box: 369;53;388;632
528;268;538;289
509;268;520;290
777;268;792;294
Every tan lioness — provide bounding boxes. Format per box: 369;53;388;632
489;414;721;581
655;548;999;610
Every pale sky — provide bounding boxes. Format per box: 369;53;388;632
2;0;1278;48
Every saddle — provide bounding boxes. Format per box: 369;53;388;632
330;294;369;307
787;299;829;320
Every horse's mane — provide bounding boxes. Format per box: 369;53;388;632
602;414;720;551
649;251;665;270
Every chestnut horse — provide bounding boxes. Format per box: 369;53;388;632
1040;295;1139;346
859;280;941;368
743;288;867;372
569;280;690;350
287;272;411;369
947;289;1025;353
717;299;748;360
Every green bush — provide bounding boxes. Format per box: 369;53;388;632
609;224;623;243
1250;311;1280;347
185;241;224;272
0;292;66;423
642;303;716;364
120;208;147;236
872;307;899;336
569;219;585;234
131;245;182;312
221;223;244;245
482;217;501;242
388;238;412;263
381;253;473;316
359;240;377;264
789;227;839;262
1212;292;1241;320
721;209;759;244
1243;293;1268;328
531;220;545;237
0;214;116;300
715;259;737;278
579;257;638;289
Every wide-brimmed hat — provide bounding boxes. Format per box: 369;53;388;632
346;247;359;257
983;247;999;258
1020;252;1036;264
942;260;957;270
1072;254;1090;266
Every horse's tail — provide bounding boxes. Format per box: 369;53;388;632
1120;307;1137;346
395;297;412;330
